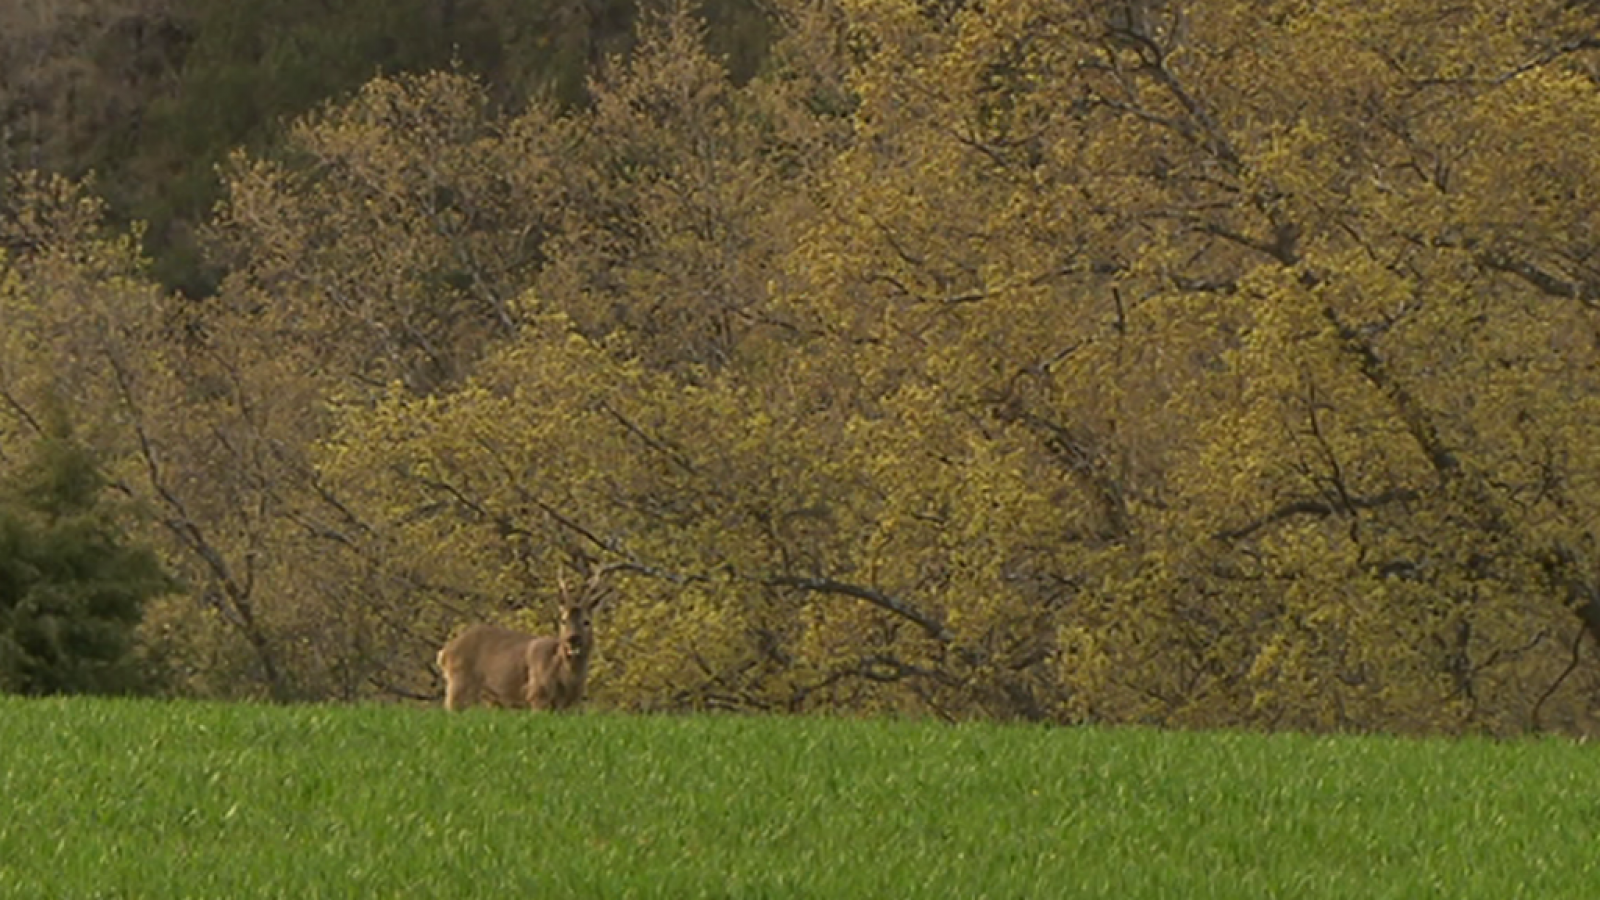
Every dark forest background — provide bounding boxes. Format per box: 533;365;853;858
1;0;771;294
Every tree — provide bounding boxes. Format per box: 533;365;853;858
0;428;173;695
762;0;1600;731
308;0;1600;731
1;170;338;701
1;0;782;295
10;0;1600;735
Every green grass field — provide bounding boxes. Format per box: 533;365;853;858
1;697;1596;898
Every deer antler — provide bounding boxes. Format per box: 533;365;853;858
581;562;624;610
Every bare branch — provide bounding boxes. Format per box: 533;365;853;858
1531;628;1586;732
1477;249;1597;308
599;400;699;476
0;382;43;437
1215;489;1419;542
767;575;953;644
100;322;289;699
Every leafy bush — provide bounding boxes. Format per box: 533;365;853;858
0;432;173;695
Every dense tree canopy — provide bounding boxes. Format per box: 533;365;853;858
0;0;771;294
4;0;1600;734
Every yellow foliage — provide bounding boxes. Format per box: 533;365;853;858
7;2;1600;732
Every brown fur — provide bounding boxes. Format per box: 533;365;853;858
438;587;599;711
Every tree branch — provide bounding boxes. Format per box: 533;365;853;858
767;575;953;644
1531;627;1585;732
1215;489;1419;542
1476;249;1598;308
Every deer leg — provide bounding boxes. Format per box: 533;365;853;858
443;674;476;711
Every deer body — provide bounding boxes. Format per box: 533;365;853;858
438;574;603;711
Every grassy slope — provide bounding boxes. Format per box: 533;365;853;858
1;697;1596;898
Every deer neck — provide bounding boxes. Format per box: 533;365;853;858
559;633;593;672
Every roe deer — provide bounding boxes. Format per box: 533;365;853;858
437;568;610;711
